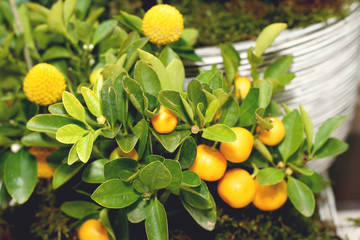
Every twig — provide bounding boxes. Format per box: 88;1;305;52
9;0;33;70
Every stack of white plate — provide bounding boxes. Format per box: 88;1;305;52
185;4;360;173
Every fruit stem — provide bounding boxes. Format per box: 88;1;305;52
250;162;259;178
211;141;218;150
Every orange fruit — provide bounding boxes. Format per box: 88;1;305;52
151;106;178;134
217;168;256;208
253;179;288;211
234;76;251;99
220;127;254;163
189;144;227;182
28;147;57;178
256;117;285;146
78;219;109;240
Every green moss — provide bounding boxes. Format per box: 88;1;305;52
170;0;358;46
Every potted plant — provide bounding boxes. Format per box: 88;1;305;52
0;1;350;239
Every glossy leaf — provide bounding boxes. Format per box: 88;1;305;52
314;138;348;159
113;73;127;125
287;176;315;217
62;91;86;123
163;160;182;191
53;162;84;189
253;138;273;164
81;87;102;118
300;104;313;152
202;124;236;143
166;58;185;92
151;129;191;153
47;0;67;36
254;23;287;57
238;88;259;126
115;11;142;32
56;124;89;144
68;142;79;165
220;43;240;84
133;119;149;159
254;79;273;109
181;198;216;231
76;133;95;163
42;46;72;61
82;159;108;183
4;149;37;204
104;158;138;180
123;77;145;115
123;38;149;71
92;179;140;208
256;168;284;185
63;0;77;23
145;198;168;240
127;198;152;223
139;161;172;191
218;97;240;127
181;171;201;187
61;201;100;219
159;90;189;123
187;80;207;116
264;55;294;79
312;115;346;155
116;134;138;153
177;137;197;169
278;110;304;163
92;20;118;45
21;132;65;147
297;172;325;194
134;61;161;97
101;79;118;126
180;181;212;210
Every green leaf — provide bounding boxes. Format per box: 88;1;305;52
254;79;273;109
180;92;195;123
4;149;37;204
56;124;89;144
238;88;259;126
151;129;191;153
92;20;118;45
116;134;138;153
101;79;118;126
67;142;79;165
202;124;236;142
127;198;152;223
288;163;314;176
102;64;126;82
253;138;273;164
61;201;100;219
145;198;168;240
196;69;224;91
81;87;102;118
220;43;240;84
180;181;212;209
218;97;240;127
145;155;165;165
99;209;116;240
163;160;182;191
113;74;127;125
256;168;284;185
314;138;348;159
76;133;95;163
300;105;313;152
159;90;189;123
62;91;86;123
264;55;294;79
181;197;216;231
139;161;172;191
133;119;149;160
297;172;325;194
104;158;138;180
181;171;201;187
312;115;346;155
91;179;140;208
138;49;170;90
278;110;304;163
123;37;149;71
42;46;72;61
82;159;107;183
187;80;208;115
254;23;287;57
53;162;84;189
27;114;85;136
166;58;185;92
177;137;197;169
134;61;161;97
21;132;65;147
47;0;67;36
123;77;146;115
287;176;315;217
63;0;77;23
115;11;142;33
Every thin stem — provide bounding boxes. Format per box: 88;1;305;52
9;0;33;70
211;141;218;150
250;162;260;178
157;0;163;4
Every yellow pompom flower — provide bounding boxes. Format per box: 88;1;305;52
23;63;66;106
142;4;184;45
28;147;57;178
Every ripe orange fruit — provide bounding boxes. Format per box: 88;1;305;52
188;144;227;182
234;76;251;99
253;179;288;211
217;168;256;208
78;219;109;240
220;127;254;163
109;147;138;161
256;117;285;146
151;106;178;134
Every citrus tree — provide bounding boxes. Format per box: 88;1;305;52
0;2;349;239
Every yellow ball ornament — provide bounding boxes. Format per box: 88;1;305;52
23;63;66;106
142;4;184;45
